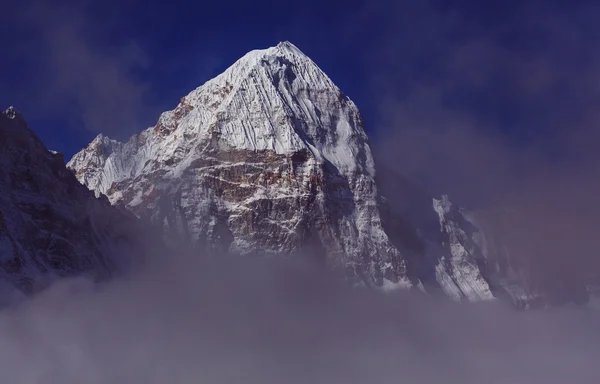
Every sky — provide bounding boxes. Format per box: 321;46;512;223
1;0;599;205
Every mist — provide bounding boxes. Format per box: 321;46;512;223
0;248;597;383
354;0;600;298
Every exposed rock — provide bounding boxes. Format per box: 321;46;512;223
0;107;151;295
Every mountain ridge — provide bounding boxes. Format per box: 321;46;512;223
0;107;154;299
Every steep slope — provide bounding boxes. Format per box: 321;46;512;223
67;42;501;300
376;167;495;301
0;107;149;297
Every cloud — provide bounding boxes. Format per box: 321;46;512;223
0;251;598;383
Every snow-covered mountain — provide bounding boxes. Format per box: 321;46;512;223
67;42;590;306
0;107;152;298
68;41;409;289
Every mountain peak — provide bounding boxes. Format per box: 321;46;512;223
239;41;308;62
208;42;368;173
2;106;20;120
197;41;315;94
276;40;295;49
68;41;399;288
273;41;305;56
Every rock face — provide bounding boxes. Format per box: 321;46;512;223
0;107;148;296
67;42;591;305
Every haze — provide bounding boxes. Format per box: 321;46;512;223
0;250;597;383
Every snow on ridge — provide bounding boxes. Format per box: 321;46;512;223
173;41;373;175
67;133;131;197
432;196;496;302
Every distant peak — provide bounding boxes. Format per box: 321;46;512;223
91;133;117;144
89;133;112;147
3;106;19;119
89;133;105;145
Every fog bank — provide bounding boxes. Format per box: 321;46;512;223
0;252;598;383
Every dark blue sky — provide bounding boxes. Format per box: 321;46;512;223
1;0;598;203
1;0;369;155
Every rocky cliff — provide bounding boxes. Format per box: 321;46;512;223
0;107;150;298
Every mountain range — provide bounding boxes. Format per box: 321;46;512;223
1;42;593;307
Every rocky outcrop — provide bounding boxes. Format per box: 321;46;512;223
0;107;150;296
